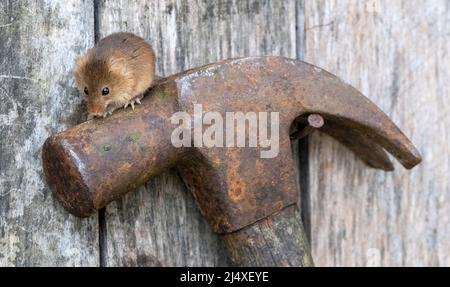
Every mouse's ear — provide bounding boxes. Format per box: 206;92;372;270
109;56;129;75
74;55;88;87
74;55;88;74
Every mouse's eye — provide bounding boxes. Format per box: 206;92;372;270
102;87;109;96
84;87;88;95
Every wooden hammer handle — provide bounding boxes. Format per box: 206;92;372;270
222;205;314;267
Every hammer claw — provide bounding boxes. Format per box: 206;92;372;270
295;62;422;170
320;122;394;171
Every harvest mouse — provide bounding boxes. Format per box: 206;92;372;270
74;32;156;119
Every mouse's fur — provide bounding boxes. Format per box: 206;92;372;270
74;32;155;118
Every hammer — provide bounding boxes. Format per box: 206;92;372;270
42;56;421;266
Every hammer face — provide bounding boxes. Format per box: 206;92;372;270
42;137;95;217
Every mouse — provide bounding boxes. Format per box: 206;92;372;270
74;32;156;119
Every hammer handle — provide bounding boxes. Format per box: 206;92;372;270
221;205;314;267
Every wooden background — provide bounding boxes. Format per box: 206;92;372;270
0;0;448;266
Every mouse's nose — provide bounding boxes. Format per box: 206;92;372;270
87;102;106;116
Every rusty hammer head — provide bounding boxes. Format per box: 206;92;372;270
42;56;421;234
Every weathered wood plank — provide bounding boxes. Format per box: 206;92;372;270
0;0;99;266
304;0;450;266
97;0;297;266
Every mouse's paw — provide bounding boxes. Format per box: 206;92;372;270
123;101;135;110
123;95;144;110
101;107;116;118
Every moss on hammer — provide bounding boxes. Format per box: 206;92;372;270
98;143;112;153
127;132;141;143
157;89;169;99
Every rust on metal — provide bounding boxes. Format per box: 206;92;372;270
42;56;422;234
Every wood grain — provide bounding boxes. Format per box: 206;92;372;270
0;0;98;266
304;0;450;266
96;0;298;266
